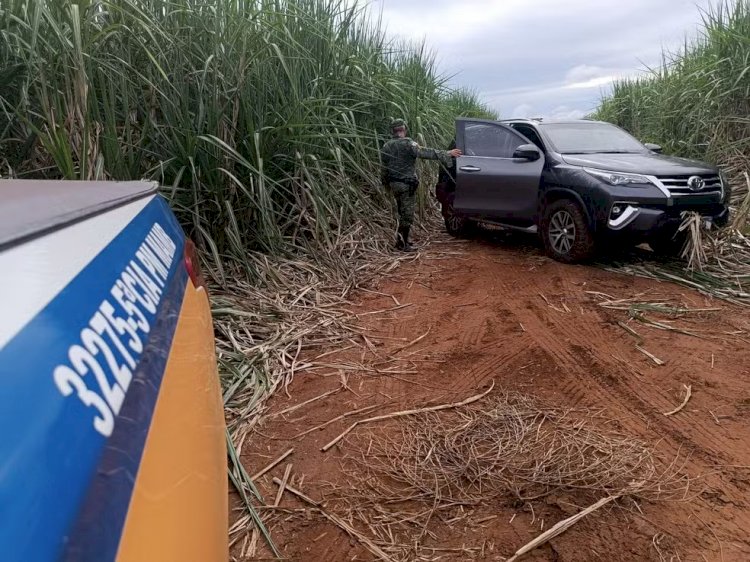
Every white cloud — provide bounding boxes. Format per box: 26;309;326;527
562;64;647;90
510;103;534;118
564;65;608;83
564;75;617;89
548;106;589;120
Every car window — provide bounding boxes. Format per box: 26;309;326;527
464;123;525;158
540;122;645;153
510;124;545;150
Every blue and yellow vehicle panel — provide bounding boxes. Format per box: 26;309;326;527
0;182;228;561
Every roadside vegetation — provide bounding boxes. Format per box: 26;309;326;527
594;0;750;299
0;0;491;549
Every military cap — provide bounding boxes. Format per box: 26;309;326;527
390;118;407;131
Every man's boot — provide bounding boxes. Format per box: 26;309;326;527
395;227;405;250
397;225;415;252
402;225;415;252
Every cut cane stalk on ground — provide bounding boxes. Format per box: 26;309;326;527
321;381;495;451
506;494;623;562
663;385;693;416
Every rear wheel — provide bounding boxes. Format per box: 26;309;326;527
540;199;595;263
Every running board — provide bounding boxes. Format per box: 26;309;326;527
477;220;538;234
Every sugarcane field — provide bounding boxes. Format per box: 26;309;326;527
2;0;750;561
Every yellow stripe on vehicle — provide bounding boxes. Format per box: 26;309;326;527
116;280;227;562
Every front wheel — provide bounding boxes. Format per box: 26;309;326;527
540;199;595;263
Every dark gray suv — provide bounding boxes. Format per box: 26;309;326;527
436;118;730;262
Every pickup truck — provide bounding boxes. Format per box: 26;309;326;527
436;118;730;262
0;180;227;561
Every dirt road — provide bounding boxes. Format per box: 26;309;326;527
239;231;750;562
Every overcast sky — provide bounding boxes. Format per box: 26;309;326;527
368;0;718;119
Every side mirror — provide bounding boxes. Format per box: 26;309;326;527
513;144;541;161
644;143;662;153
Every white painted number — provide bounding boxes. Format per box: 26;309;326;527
54;366;115;437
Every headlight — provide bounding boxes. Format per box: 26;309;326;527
583;167;652;187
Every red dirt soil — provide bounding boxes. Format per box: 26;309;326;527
235;232;750;562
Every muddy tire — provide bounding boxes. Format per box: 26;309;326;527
540;199;595;263
442;200;473;238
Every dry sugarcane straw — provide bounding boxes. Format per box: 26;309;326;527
391;327;431;355
636;345;666;366
617;321;643;342
251;448;294;481
679;211;708;271
355;303;413;317
506;494;620;562
292;403;381;439
272;478;396;562
601;225;750;308
330;393;692;562
267;386;342;418
341;392;692;509
273;463;293;507
321;381;495;452
663;385;692;416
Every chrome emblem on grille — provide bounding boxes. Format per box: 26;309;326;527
687;175;705;191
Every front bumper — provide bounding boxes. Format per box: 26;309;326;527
551;165;729;242
582;172;729;239
602;202;729;239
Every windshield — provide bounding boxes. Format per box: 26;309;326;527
541;122;645;154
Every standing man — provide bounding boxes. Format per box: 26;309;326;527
381;119;462;251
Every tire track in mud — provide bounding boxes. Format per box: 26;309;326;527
508;280;740;461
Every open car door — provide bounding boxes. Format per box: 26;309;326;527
454;118;544;224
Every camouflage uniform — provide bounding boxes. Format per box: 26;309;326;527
381;120;454;250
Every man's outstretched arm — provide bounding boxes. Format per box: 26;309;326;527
410;143;462;164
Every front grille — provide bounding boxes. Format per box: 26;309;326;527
656;174;722;195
